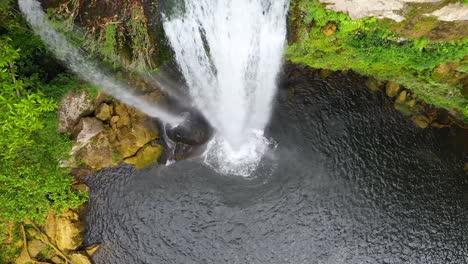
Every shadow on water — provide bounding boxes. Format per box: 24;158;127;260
85;66;468;264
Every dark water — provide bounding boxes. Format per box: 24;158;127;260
85;67;468;264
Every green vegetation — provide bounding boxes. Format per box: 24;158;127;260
0;2;87;262
288;0;468;119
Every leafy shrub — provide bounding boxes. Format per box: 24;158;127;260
0;38;87;224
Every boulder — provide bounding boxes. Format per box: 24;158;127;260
124;144;164;169
85;244;101;257
412;115;430;129
27;239;47;258
78;131;117;169
15;248;32;264
385;81;400;98
406;99;416;108
365;78;383;91
167;111;212;146
44;210;84;251
95;103;113;121
69;253;92;264
321;22;337;36
71;117;104;152
111;103;159;158
319;0;442;22
427;3;468;22
395;90;407;104
58;91;95;133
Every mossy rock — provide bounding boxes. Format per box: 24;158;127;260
124;144;164;169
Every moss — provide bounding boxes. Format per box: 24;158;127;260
288;0;468;120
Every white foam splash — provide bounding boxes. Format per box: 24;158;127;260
163;0;289;176
203;130;277;177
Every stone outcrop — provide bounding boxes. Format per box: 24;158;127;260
318;0;466;22
95;103;113;121
62;94;163;170
58;91;95;133
427;3;468;22
15;207;96;264
124;144;164;169
44;210;84;251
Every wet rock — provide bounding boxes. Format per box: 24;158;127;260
124;144;164;169
321;22;337;36
85;244;100;257
412;115;431;128
319;69;333;79
395;90;407;104
385;81;400;98
69;253;92;264
406;99;416;108
365;78;383;91
44;210;84;251
95;103;113;121
111;103;159;158
58;91;95;133
167;112;212;145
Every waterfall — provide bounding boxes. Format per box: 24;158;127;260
18;0;183;126
163;0;289;176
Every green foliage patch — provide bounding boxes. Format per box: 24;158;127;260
288;0;468;119
0;4;87;262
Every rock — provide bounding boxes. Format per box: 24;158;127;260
111;103;159;158
58;91;95;133
27;239;47;258
44;210;84;251
427;3;468;22
365;78;383;91
406;99;416;108
412;115;430;129
95;103;113;121
15;248;32;264
78;131;117;169
72;183;90;194
321;22;337;36
85;244;101;257
111;103;131;129
71;117;104;152
124;144;164;169
395;90;407;104
167;111;212;145
69;253;92;264
50;255;66;264
385;81;400;98
319;69;333;79
320;0;442;22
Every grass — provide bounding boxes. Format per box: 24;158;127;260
288;0;468;120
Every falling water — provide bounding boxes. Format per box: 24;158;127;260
18;0;183;126
163;0;289;176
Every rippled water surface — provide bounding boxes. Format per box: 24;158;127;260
85;67;468;264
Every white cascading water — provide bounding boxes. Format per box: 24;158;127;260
163;0;289;176
18;0;183;126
